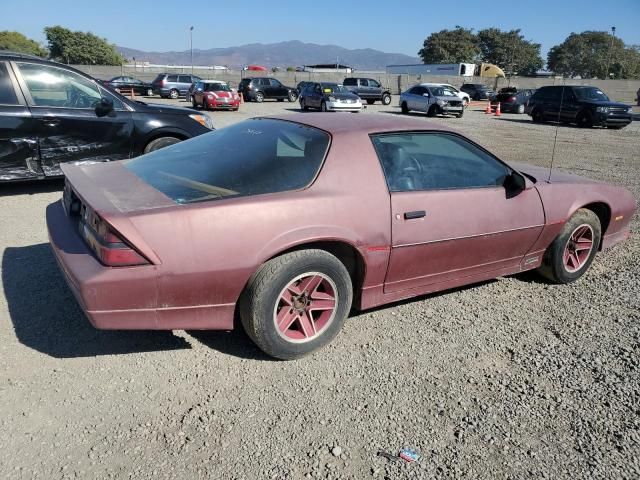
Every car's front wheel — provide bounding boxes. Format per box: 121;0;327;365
577;110;593;128
255;92;264;103
401;102;409;114
143;136;182;153
321;101;327;112
288;91;298;102
537;208;601;284
146;88;153;96
381;93;391;105
169;89;179;99
240;250;353;360
531;108;545;123
517;104;525;114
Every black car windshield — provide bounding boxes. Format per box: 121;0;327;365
205;82;230;91
574;87;610;102
125;119;330;204
320;83;347;93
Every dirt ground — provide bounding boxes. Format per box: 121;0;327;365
0;97;638;479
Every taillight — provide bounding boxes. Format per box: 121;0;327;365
161;78;167;86
79;208;149;267
508;96;516;102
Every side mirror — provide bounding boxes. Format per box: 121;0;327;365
95;97;114;117
422;93;430;97
197;87;203;92
504;171;528;197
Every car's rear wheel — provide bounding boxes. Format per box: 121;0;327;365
366;99;375;105
255;92;264;103
531;108;544;123
240;250;353;360
143;136;181;153
381;93;391;105
169;89;179;99
426;105;437;117
401;102;409;114
537;208;601;284
456;108;464;118
577;110;593;128
288;91;298;102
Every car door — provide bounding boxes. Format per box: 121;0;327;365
413;86;431;112
14;61;134;176
311;83;323;108
371;132;544;293
270;79;287;98
177;75;192;96
368;78;383;98
0;61;40;181
358;79;371;99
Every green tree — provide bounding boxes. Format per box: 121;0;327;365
0;31;47;57
611;45;640;79
477;28;543;76
547;31;627;78
418;27;480;63
44;26;124;65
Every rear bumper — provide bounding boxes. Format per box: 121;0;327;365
46;200;234;330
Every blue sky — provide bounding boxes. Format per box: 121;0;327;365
2;0;639;58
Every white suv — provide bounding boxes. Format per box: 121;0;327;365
420;83;470;106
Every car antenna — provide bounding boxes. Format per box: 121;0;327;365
548;77;566;182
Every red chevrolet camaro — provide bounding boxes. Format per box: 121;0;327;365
47;114;636;359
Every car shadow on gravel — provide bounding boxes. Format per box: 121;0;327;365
187;329;277;361
2;243;192;358
0;178;64;197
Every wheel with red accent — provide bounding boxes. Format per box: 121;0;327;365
240;250;353;360
537;208;601;284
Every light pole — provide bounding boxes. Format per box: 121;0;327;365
190;26;194;75
605;26;616;79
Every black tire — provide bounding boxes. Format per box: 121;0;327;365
531;108;545;123
143;136;181;153
537;209;601;284
169;89;179;99
321;101;327;112
517;104;525;114
401;102;409;114
576;110;593;128
381;93;391;105
255;92;264;103
240;250;353;360
288;91;298;102
146;88;153;96
462;98;469;107
426;105;437;117
301;99;309;111
366;99;375;105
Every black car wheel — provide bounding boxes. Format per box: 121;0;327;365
301;99;309;111
366;99;375;105
401;102;409;114
288;91;298;102
537;209;601;284
577;110;593;128
426;105;437;117
531;108;545;123
169;89;179;99
255;92;264;103
456;109;464;118
146;88;153;96
240;249;353;360
321;101;328;112
381;93;391;105
143;136;182;153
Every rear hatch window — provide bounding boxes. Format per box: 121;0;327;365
125;119;330;204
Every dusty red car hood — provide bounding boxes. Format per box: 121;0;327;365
511;162;601;185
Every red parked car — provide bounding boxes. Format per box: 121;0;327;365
191;80;240;111
47;114;636;359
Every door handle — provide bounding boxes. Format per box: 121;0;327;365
40;118;60;127
404;210;426;220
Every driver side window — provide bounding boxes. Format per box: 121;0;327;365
17;63;101;108
372;133;510;192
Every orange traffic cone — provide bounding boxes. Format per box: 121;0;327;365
494;102;501;116
485;103;492;114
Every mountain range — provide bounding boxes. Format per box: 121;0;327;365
117;40;420;71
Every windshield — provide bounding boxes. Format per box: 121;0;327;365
430;87;458;97
125;119;330;204
320;83;347;94
574;87;610;102
206;83;230;92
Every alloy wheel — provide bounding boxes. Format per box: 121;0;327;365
563;224;594;273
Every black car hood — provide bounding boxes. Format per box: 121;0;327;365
579;100;629;108
135;102;195;115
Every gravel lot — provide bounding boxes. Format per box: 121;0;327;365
1;96;639;480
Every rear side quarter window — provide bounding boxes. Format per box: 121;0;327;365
0;63;19;105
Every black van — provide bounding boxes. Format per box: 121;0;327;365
0;52;213;182
526;85;632;129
